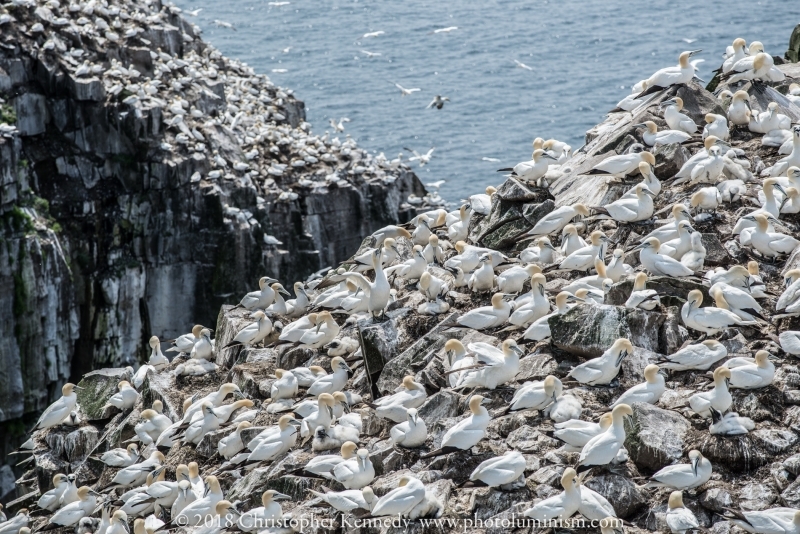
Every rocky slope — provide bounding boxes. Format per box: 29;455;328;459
0;0;427;464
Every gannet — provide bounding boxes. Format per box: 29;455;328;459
522;468;581;520
705;264;750;291
727;350;775;389
768;126;800;177
188;328;214;361
468;450;526;488
612;364;664;407
703;113;729;141
102;380;139;412
587;151;655;177
709;408;755;436
300;394;335;437
218;422;252;459
524;292;582;341
346;238;399;273
279;313;318;343
455;339;523;389
184;402;222;444
370;225;411;246
44;486;97;528
420;395;490;457
105;451;165;490
727;90;752;125
578;404;632;472
621;161;661;199
553;413;612;452
147;336;169;370
659;221;697;259
496;264;541;293
371;475;426;517
422;235;445;264
577;476;617;521
548;389;584;423
181;383;243;424
405;147;435;166
662;97;698;134
307;357;350;397
496;149;556;183
265;283;291;315
299;311;341;349
616;81;648;110
645;450;712;490
666;491;700;534
456;293;512;330
343;249;391;317
645;50;702;89
443;339;471;387
412;214;442;245
223;310;273;349
593;183;655;222
271;369;298;400
747;213;800;258
634;238;694;277
684;145;724;185
371;376;427;422
234;276;278;310
174;476;223;526
682;289;756;335
725;508;800;534
749;102;790;134
467;254;496;292
289;365;328;388
37;474;71;511
777;269;800;312
525;204;590;237
245;414;299;464
32;382;80;431
509;375;559;412
520;237;558;264
95;443;140;467
688;366;732;417
559;230;608;271
238;490;290;532
446;206;470;242
641;204;693;243
722;38;747;71
468;186;495;216
508;274;549;326
0;512;28;534
748;178;787;221
331;448;375;489
747;261;768;299
171;481;195;518
637;121;691;146
561;224;587;256
658;340;727;371
625;272;660;310
568;338;632;385
690;187;721;215
390;408;427;448
727;52;784;84
709;283;763;322
308;487;375;513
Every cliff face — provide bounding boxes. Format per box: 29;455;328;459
0;0;424;455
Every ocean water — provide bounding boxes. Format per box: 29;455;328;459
172;0;800;203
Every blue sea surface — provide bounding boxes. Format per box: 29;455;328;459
172;0;800;203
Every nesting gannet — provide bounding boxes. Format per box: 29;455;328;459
468;186;496;216
688;367;732;417
612;364;664;407
682;289;756;335
524;291;581;341
722;38;747;72
665;491;700;534
659;221;697;259
587;151;655;177
662;97;698;134
690;188;720;216
496;264;541;293
637;121;691;146
658;340;727;372
95;443;140;467
725;508;800;534
727;90;752;125
709;408;755;436
331;448;375;489
645;50;702;89
218;422;252;460
306;357;351;397
234;276;279;310
508;274;549;326
238;490;290;532
146;336;169;370
422;235;445;264
308;487;375;513
577;475;617;521
746;261;768;299
709;283;763;322
553;413;612;452
0;512;28;534
468;450;526;488
181;383;243;424
520;237;558;264
467;254;496;292
37;474;71;511
641;204;693;243
171;481;195;518
601;249;631;283
496;149;556;183
727;350;775;389
270;369;299;400
767;126;800;177
299;394;335;437
522;468;581;520
102;380;139;412
645;450;712;490
703;113;729;141
456;293;512;330
625;272;660;310
749;102;790;134
371;376;427;422
370;475;426;517
508;375;559;412
184;402;223;444
173;476;224;526
568;338;632;385
343;249;391;317
223;310;273;349
727;52;784;84
279;313;319;343
777;269;800;312
577;404;632;472
559;230;608;271
412;213;442;245
525;204;590;237
455;339;523;389
420;395;490;457
104;450;165;490
443;339;471;387
633;238;694;277
44;486;97;528
616;81;649;110
390;408;427;448
747;214;800;258
299;311;341;349
32;383;80;431
561;224;588;256
245;414;300;464
548;388;584;423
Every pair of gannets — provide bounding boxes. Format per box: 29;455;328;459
508;274;549;326
673;136;726;183
725;350;775;389
454;339;523;389
559;230;608;271
749;102;791;134
641;204;693;243
523;291;583;341
520;237;558;264
37;474;78;511
370;475;442;519
370;376;427;422
32;383;81;431
308;486;375;513
523;467;616;522
633;238;694;277
682;289;757;335
742;213;800;258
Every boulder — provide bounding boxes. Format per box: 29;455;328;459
701;233;731;266
739;482;778;511
607;276;710;307
467;486;532;520
699;486;736;513
653;142;690;178
359;308;411;396
751;428;798;454
782;477;800;509
584;473;648;519
691;433;769;471
77;367;133;420
63;426;99;463
417;390;467;421
196;427;230;458
626;402;691;471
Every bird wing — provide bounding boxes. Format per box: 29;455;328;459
467;342;504;366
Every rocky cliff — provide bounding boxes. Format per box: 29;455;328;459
0;0;426;455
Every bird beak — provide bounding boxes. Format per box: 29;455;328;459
633;123;646;128
567;295;585;303
411;412;418;424
273;493;291;501
279;287;291;296
630;243;645;253
644;189;656;198
616;350;628;367
512;346;525;356
689;49;702;56
480;397;492;405
543;153;557;160
546;243;558;251
502;293;515;301
775;184;788;196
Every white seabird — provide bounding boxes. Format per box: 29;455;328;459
522;467;581;520
420;395;490;458
633;238;694;277
688;367;732;417
645;450;712;490
636;121;691;146
709;408;755;436
665;491;700;534
371;375;427;422
568;338;632;386
468;450;526;488
682;289;756;335
577;404;632;472
611;364;665;407
390;408;427;448
625;272;660;311
727;350;775;389
32;382;80;431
